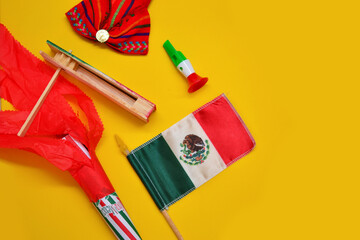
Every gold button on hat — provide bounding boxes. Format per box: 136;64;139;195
96;29;109;43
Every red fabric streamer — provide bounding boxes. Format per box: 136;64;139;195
0;23;114;202
66;0;151;55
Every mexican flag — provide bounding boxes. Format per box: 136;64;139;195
127;94;255;210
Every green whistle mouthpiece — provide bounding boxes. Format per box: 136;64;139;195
163;40;208;93
163;40;187;67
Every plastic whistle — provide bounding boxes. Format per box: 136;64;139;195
163;40;208;93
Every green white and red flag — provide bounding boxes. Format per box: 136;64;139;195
127;94;255;210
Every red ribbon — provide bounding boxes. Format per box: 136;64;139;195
0;24;114;202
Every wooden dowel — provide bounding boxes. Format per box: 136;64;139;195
161;210;184;240
17;68;62;137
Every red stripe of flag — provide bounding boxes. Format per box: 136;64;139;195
193;95;255;166
109;213;137;240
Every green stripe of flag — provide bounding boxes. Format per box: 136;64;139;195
127;134;195;210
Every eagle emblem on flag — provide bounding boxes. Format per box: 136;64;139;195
179;134;210;165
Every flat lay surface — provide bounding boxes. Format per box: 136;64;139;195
0;0;359;239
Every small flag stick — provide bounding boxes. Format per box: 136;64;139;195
115;134;184;240
160;209;184;240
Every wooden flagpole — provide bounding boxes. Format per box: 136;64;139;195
161;209;184;240
115;135;184;240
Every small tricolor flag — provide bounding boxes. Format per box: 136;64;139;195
127;94;255;210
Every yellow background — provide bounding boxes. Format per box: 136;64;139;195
1;0;359;239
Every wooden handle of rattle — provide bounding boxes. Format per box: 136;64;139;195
17;68;61;137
